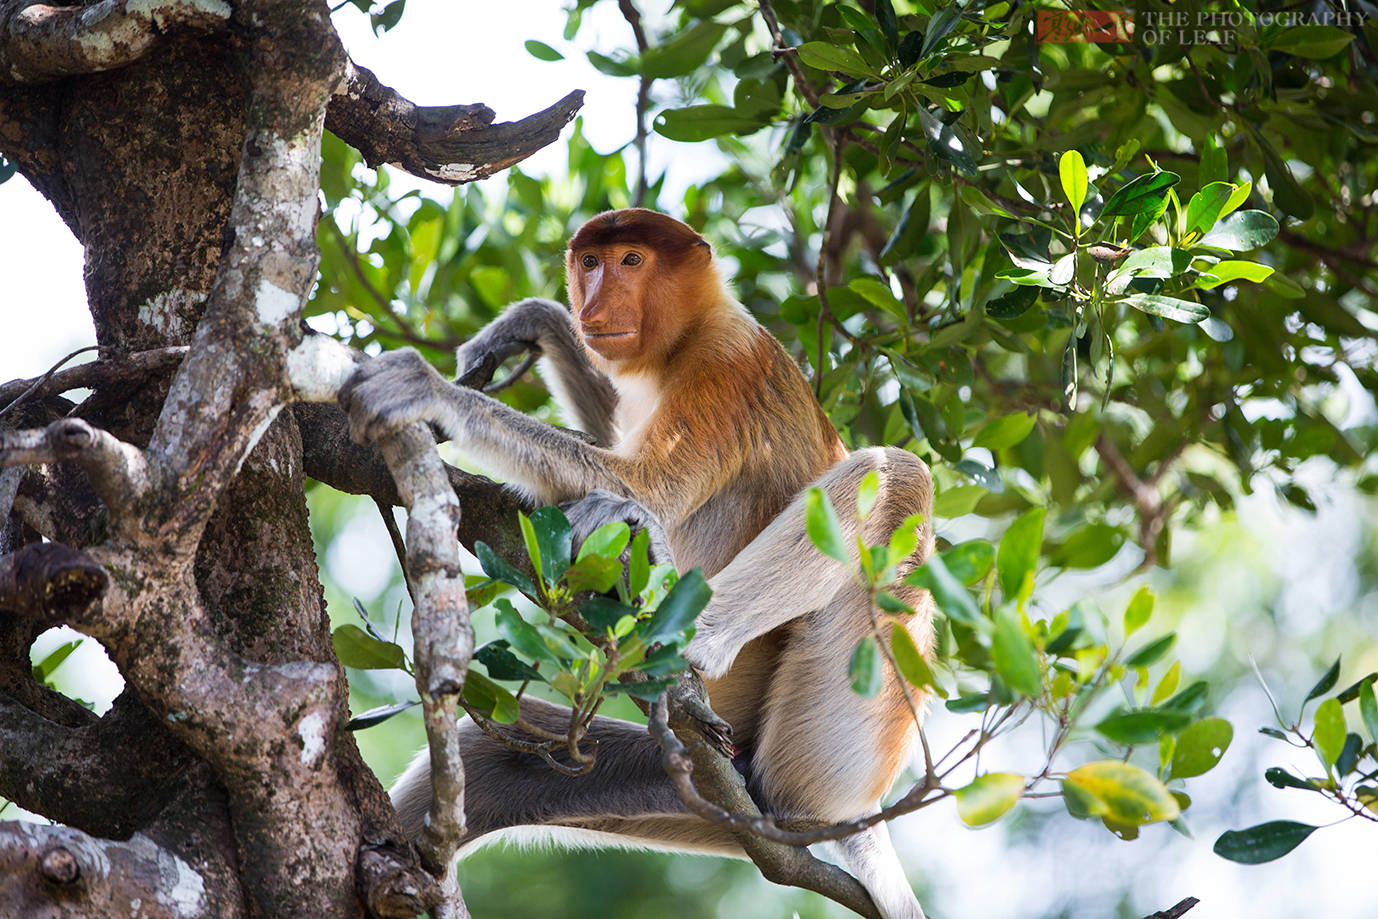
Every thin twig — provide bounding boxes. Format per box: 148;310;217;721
617;0;652;207
814;141;845;397
0;346;102;422
482;353;538;394
758;0;821;109
374;498;414;603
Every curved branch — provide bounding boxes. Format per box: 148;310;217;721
649;697;882;919
0;0;231;86
0;420;151;533
327;60;584;184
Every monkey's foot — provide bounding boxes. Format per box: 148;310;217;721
667;673;734;759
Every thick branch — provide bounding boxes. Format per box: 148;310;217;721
294;402;529;560
0;419;151;535
0;691;194;838
0;346;188;418
326;60;584;184
0;541;107;626
0;0;230;85
0;821;236;918
650;697;881;919
376;424;471;902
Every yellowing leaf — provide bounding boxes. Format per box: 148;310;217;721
955;772;1024;826
1065;761;1180;825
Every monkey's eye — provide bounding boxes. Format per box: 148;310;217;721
581;254;598;269
621;252;643;266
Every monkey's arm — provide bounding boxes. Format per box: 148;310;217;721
455;298;619;447
341;348;636;505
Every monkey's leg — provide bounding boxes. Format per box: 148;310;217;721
454;297;619;446
686;447;934;679
390;696;743;855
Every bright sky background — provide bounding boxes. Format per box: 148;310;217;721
0;5;1373;918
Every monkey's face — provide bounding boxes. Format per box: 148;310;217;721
569;243;659;363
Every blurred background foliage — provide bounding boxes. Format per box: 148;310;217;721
295;1;1378;917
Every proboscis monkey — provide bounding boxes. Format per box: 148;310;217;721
340;209;935;919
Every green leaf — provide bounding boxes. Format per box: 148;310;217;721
1059;150;1088;216
805;487;850;563
586;50;637;77
1064;761;1180;826
917;107;979;177
1121;293;1209;324
1101;172;1180;218
628;528;651;599
1095;709;1192;745
940;540;995;585
1197;260;1274;289
1151;661;1181;705
1061;777;1108;819
874;0;899;49
494;601;559;666
850;635;883;698
1125;632;1177;668
643;568;711;645
891;628;944;696
32;639;81;682
1170;718;1233;778
1265;767;1318;791
563;555;623;595
347;700;419;731
1359;680;1378;743
906;555;983;626
857;470;880;519
580;596;637;633
992;607;1041;698
1182;182;1235;239
576;521;631;563
920;6;962;58
796;41;873;76
654;105;766;142
332;624;408;670
474;640;542;682
474;541;536;597
932;485;986;518
954;773;1024;826
973;413;1036;451
1049;523;1125;569
1304;656;1341;703
997;507;1045;599
1200;136;1227;186
463;670;521;724
528;506;573;584
1123;585;1154;637
1269;24;1355;59
1313;698;1346;767
1214;821;1318;864
641;22;727;79
524;39;564;62
1198;210;1280;251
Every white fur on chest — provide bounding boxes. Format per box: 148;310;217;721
610;372;662;450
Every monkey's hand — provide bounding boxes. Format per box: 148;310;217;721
667;670;735;759
561;489;675;568
455;298;571;389
339;348;456;444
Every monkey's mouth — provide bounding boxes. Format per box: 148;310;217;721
584;331;636;340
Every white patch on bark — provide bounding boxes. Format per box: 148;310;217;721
427;163;479;182
298;711;327;766
137;291;196;337
254;278;299;327
241;405;282;462
287;334;359;402
125;0;231;30
409;490;459;533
